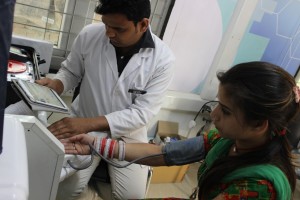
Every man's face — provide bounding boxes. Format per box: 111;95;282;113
102;13;148;48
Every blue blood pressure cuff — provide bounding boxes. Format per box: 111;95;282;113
162;136;205;166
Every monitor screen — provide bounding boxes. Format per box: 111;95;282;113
18;80;66;109
0;0;15;154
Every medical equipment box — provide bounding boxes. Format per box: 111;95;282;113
151;120;189;183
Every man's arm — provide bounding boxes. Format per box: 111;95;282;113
48;115;110;139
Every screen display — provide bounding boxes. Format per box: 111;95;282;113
19;80;65;109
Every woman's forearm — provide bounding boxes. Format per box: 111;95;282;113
114;143;167;166
96;136;204;167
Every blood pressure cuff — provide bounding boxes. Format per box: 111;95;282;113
162;136;205;166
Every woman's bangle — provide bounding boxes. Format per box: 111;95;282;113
96;137;117;159
118;140;125;161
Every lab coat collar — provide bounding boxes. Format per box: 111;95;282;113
119;47;153;81
119;28;155;80
104;29;155;81
104;40;119;80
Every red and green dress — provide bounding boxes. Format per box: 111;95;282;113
198;129;292;200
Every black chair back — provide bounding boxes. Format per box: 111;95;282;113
287;114;300;149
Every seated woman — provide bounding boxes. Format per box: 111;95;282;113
62;61;300;200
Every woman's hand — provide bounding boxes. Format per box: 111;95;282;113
61;134;95;155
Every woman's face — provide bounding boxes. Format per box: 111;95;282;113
210;85;254;140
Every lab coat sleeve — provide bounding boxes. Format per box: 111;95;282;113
162;136;205;166
106;45;175;138
53;29;86;94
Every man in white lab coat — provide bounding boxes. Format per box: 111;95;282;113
37;0;175;199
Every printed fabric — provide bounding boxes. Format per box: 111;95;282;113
197;129;291;200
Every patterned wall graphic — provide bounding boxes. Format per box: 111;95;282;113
234;0;300;76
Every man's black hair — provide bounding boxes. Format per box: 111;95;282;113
95;0;151;25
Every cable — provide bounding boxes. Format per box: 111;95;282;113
67;151;95;170
186;100;218;138
47;112;53;120
67;143;166;170
193;100;218;122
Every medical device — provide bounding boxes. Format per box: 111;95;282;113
186;100;218;138
11;79;69;114
2;115;64;200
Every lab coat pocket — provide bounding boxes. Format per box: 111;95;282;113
128;86;147;104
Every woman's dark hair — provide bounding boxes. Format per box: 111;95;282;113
95;0;151;25
198;61;300;198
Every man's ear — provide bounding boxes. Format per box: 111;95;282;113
139;18;149;32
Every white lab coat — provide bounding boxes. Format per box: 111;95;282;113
55;23;175;143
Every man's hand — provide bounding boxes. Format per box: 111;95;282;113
48;117;94;139
61;134;95;155
48;117;97;139
48;116;108;139
35;77;64;95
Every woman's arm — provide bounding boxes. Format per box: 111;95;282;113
115;143;166;166
121;136;205;166
63;134;205;167
62;134;166;166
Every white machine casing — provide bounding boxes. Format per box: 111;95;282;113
0;116;28;200
2;114;65;200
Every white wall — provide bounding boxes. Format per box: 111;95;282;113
163;0;223;92
147;0;259;137
200;0;259;100
147;91;209;138
148;0;224;138
163;0;258;97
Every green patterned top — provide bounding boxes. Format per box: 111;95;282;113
198;129;291;200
